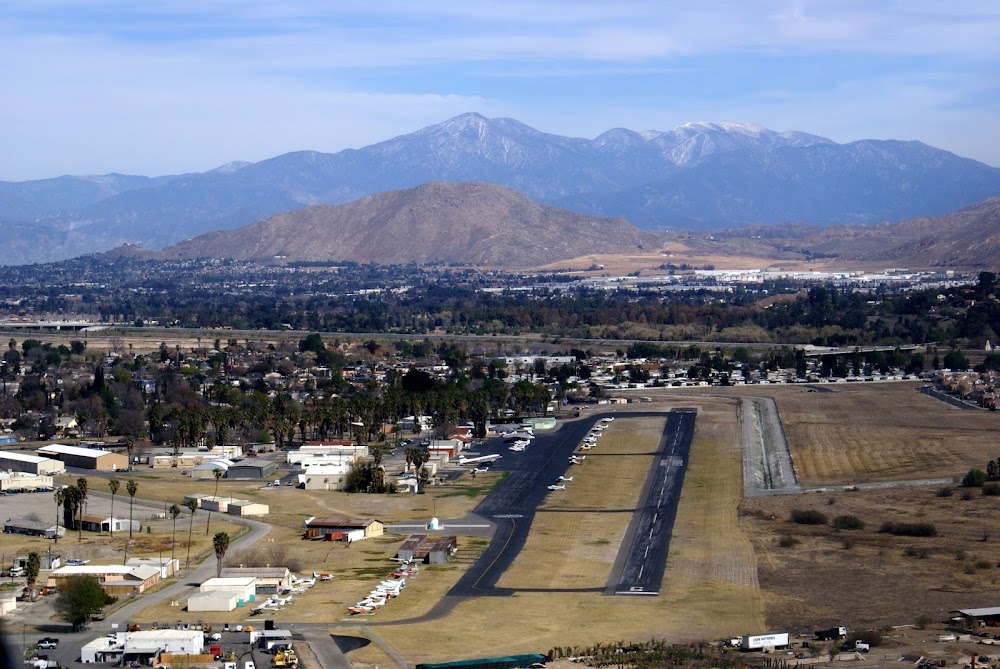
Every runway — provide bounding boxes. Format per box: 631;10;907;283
607;409;696;596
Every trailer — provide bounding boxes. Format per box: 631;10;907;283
740;633;789;651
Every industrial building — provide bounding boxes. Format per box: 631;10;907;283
303;516;384;542
4;518;63;539
199;576;257;603
226;499;270;516
220;567;291;594
125;557;179;579
0;449;64;475
186;589;239;612
302;464;350;490
0;471;54;491
226;461;277;479
79;514;141;533
396;534;459;564
47;564;161;595
35;443;128;471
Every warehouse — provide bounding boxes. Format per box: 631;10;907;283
0;471;54;491
47;564;161;594
122;630;204;665
302;464;350;490
125;557;179;578
951;607;1000;627
79;514;141;534
0;449;64;475
396;534;458;564
199;576;256;603
191;459;233;479
220;567;291;594
35;443;128;471
226;500;270;517
187;589;239;612
226;461;276;479
303;516;384;542
4;518;63;539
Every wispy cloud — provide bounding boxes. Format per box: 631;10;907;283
0;0;998;179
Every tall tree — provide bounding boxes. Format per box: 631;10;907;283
75;477;88;541
169;504;181;565
107;479;120;538
126;480;138;538
212;532;231;578
184;499;197;569
206;468;223;535
24;552;41;601
53;488;65;543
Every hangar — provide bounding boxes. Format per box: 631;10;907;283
0;449;64;475
35;443;128;471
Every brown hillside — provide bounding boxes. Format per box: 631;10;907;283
158;182;660;267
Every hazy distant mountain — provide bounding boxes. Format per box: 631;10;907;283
2;113;999;264
158;181;658;267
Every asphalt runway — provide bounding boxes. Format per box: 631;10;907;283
447;414;600;596
608;409;696;596
447;409;695;598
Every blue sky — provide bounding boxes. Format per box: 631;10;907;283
1;1;998;181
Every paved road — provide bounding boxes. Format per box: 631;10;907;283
917;385;985;411
609;409;696;596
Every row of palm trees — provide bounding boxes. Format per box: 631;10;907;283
53;481;205;572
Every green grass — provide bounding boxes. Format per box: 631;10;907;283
435;485;493;499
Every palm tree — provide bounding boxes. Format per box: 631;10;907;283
169;504;181;565
108;479;120;538
53;488;65;543
126;480;138;538
206;468;223;535
212;532;230;578
184;499;197;569
75;477;88;541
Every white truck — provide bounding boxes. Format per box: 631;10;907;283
739;633;789;651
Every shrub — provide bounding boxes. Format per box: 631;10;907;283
936;486;954;497
881;522;938;537
915;615;933;629
790;509;828;525
903;545;930;559
961;490;975;501
778;535;799;548
982;482;1000;496
976;560;993;570
833;514;865;531
962;469;987;487
841;538;855;550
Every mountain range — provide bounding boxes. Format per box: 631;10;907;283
2;112;1000;265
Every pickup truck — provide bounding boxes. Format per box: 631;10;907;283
36;638;60;649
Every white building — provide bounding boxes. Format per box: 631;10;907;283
124;629;204;656
199;576;256;602
0;450;64;475
302;464;351;490
187;589;239;612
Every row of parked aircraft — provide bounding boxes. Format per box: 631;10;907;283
251;573;327;615
347;560;416;614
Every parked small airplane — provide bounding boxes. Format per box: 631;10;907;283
602;416;615;422
313;571;334;581
389;558;411;564
348;604;374;614
569;455;586;460
547;484;566;491
557;476;573;482
470;467;490;474
458;454;502;466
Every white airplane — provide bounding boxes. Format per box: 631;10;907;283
569;454;586;460
558;476;573;482
348;603;375;614
313;571;334;581
381;578;406;588
458;454;502;466
602;416;615;422
471;466;490;474
275;596;292;605
389;557;411;564
509;444;526;452
548;484;566;491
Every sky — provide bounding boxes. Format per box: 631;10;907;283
1;1;999;181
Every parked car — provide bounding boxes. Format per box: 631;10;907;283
36;638;59;649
